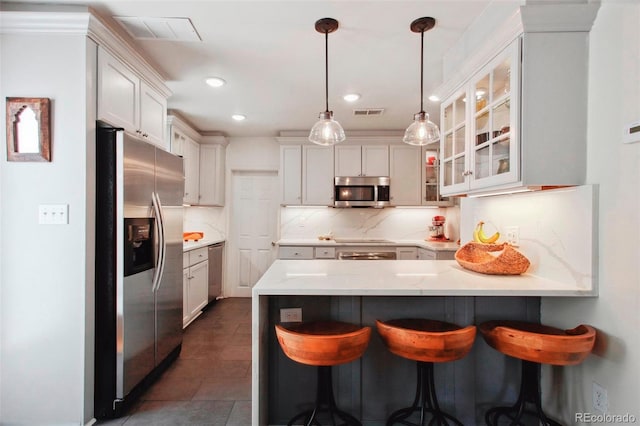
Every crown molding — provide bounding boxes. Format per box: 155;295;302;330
167;114;203;142
433;8;523;101
433;2;600;102
0;7;171;99
0;9;91;35
520;3;600;33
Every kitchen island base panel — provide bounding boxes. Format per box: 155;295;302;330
254;295;540;425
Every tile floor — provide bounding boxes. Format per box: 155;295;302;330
97;297;252;426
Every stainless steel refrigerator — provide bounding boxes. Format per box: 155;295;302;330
95;124;184;418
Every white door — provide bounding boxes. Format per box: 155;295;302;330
229;171;278;297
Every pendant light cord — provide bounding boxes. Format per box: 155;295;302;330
325;30;329;113
420;29;424;114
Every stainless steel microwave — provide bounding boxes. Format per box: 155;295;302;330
334;176;390;208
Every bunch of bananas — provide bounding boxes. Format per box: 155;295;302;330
473;221;500;244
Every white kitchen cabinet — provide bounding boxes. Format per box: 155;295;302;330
440;32;588;196
183;137;200;205
396;247;418;260
314;247;336;259
169;115;226;206
198;144;225;206
302;145;334;205
279;144;332;206
98;47;168;150
278;246;334;259
170;127;186;157
183;247;209;328
389;145;422;206
278;246;314;259
335;145;389;177
280;145;302;205
139;81;167;147
418;248;455;260
422;146;453;206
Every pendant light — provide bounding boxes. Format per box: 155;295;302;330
309;18;346;146
403;17;440;146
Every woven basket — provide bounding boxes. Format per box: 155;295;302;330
455;242;530;275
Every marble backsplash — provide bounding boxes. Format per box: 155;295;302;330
184;206;226;242
279;206;460;242
460;185;597;290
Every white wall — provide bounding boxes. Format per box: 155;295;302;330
0;33;94;424
541;1;640;422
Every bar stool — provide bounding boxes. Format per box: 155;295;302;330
376;319;476;426
479;320;596;426
275;321;372;426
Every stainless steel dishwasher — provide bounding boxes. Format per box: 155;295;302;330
207;242;224;302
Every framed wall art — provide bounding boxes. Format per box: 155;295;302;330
6;97;51;162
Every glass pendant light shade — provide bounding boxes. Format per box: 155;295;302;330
309;111;346;146
404;17;440;146
403;112;440;146
309;18;345;146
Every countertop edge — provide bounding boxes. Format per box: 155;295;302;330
251;259;596;297
183;238;225;252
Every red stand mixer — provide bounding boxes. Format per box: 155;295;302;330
428;215;448;241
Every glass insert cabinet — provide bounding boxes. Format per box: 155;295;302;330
439;38;520;196
422;145;451;205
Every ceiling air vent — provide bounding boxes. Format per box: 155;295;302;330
353;108;385;116
114;16;202;42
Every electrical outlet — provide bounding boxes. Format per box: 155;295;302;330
504;226;520;246
280;308;302;323
593;382;608;413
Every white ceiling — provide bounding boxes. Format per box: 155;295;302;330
16;0;496;137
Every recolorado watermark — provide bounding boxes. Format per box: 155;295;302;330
576;412;637;423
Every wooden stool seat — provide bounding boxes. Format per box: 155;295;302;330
275;321;371;366
376;319;476;363
479;320;596;426
275;321;371;426
376;319;476;426
479;320;596;366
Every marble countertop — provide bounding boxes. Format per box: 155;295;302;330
183;238;225;252
252;259;595;297
276;238;460;252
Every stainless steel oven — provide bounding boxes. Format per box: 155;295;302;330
336;245;397;260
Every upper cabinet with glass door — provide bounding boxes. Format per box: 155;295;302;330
440;90;468;195
440;39;519;196
439;13;593;197
469;42;519;191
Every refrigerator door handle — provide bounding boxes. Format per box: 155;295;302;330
151;191;166;292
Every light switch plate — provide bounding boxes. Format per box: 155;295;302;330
39;204;69;225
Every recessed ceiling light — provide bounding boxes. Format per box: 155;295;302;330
205;77;226;88
343;93;360;102
428;95;440;102
232;114;246;121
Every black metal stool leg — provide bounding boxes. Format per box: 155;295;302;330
485;361;562;426
287;366;361;426
387;362;463;426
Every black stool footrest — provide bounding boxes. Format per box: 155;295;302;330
387;362;463;426
287;366;362;426
485;361;561;426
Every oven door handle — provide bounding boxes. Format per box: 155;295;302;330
338;252;397;260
